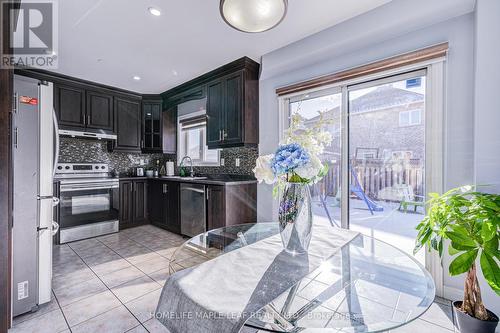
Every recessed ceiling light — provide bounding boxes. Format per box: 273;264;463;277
133;76;141;81
148;7;161;16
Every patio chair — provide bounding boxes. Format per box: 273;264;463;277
397;185;425;213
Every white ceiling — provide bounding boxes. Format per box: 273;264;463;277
52;0;392;93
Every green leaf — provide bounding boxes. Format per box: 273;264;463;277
446;231;476;248
481;221;495;242
480;252;500;296
449;244;461;256
484;237;500;259
449;249;478;276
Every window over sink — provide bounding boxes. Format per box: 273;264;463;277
178;111;220;166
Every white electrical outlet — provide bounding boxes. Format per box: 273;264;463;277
220;158;225;166
235;158;240;167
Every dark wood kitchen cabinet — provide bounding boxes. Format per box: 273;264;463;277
111;97;142;152
206;64;259;149
161;57;259;149
86;90;114;131
54;83;86;129
206;183;257;230
54;83;115;133
141;98;177;154
120;180;148;229
206;185;225;230
148;181;180;234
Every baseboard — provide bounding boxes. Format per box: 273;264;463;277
443;285;463;302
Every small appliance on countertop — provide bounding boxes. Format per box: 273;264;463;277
54;162;119;244
136;167;144;177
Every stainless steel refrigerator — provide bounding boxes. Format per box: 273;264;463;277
12;75;60;316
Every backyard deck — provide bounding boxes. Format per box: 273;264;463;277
312;197;426;264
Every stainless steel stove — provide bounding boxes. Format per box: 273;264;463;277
54;163;119;243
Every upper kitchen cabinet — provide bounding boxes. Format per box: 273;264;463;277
54;83;86;129
110;96;142;152
54;83;116;134
162;57;259;149
86;90;114;132
141;97;177;154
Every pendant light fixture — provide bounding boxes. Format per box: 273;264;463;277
220;0;288;33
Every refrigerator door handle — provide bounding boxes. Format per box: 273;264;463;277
51;221;59;235
52;108;60;177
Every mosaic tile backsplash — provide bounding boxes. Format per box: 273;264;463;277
59;137;258;176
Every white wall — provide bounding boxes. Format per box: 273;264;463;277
472;0;500;317
257;0;500;314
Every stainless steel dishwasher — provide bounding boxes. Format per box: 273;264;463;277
180;183;206;237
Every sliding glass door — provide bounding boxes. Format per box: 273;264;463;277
287;87;342;227
347;71;426;264
283;70;427;264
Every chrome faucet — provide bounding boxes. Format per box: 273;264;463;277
180;156;194;177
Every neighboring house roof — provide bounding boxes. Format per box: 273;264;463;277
350;85;424;113
303;86;424;124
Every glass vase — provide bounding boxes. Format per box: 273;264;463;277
278;182;313;254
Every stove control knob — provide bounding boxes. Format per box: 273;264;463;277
57;166;62;170
101;166;106;169
95;166;99;169
65;166;70;170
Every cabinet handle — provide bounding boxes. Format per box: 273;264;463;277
87;115;91;125
219;130;222;141
223;129;228;139
206;188;210;200
165;184;168;193
141;140;144;149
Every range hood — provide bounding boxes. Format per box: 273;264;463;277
59;129;117;140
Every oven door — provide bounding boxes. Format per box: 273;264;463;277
59;181;119;229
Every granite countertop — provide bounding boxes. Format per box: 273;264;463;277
117;174;258;186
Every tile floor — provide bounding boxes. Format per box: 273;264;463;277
10;225;458;333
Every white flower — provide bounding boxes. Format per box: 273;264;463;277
253;155;276;184
295;155;323;180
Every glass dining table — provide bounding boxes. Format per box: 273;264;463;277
168;223;435;333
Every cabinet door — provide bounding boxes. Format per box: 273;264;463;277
114;97;141;152
223;72;243;145
206;78;224;146
142;101;162;152
119;181;134;227
163;181;180;234
54;83;86;129
148;181;163;224
206;185;225;231
133;180;148;224
86;91;114;132
162;107;177;154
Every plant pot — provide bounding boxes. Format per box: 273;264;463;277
453;301;499;333
278;182;312;254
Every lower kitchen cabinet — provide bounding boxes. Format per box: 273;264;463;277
206;184;257;230
148;181;180;234
206;185;225;230
120;180;148;229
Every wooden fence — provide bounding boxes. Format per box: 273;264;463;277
310;158;424;202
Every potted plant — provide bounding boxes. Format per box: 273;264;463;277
414;185;500;333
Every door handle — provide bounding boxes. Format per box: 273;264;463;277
14;127;18;149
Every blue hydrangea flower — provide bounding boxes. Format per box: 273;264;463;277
271;143;309;175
